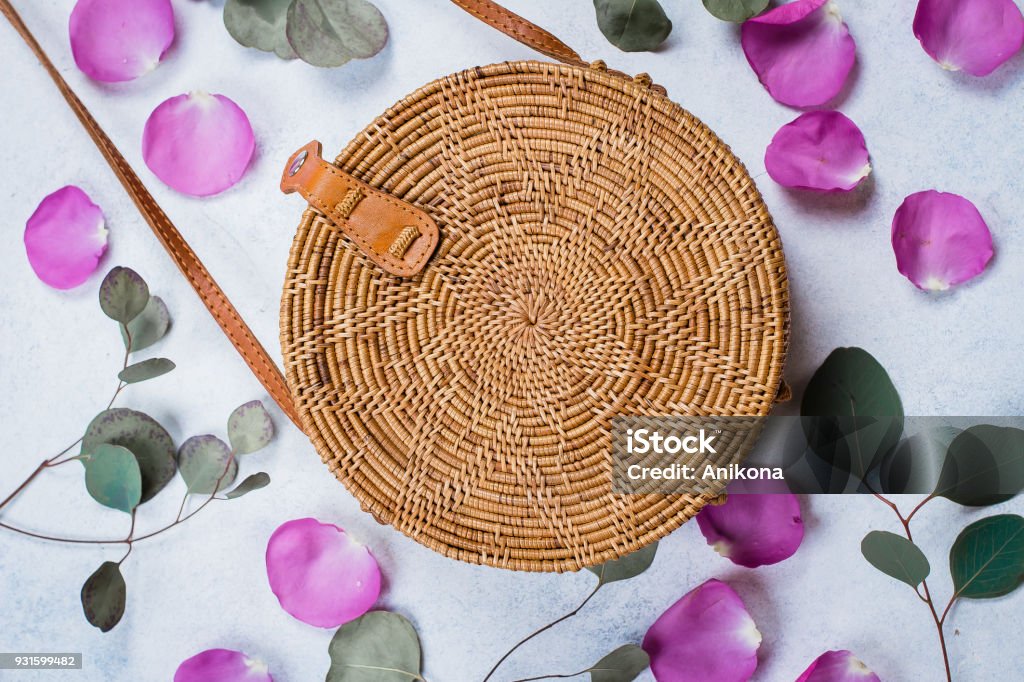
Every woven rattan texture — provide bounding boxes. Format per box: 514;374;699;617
281;61;789;572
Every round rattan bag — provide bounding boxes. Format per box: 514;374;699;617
280;60;788;572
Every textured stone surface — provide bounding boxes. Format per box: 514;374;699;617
1;1;1022;680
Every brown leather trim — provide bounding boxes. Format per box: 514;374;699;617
0;0;303;429
449;1;667;95
280;142;440;278
449;0;585;66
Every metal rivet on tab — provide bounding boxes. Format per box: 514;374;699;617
288;150;308;177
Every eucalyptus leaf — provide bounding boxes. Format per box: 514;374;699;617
593;0;672;52
589;644;650;682
702;0;768;22
587;542;657;585
287;0;388;68
226;472;271;499
774;418;855;494
81;561;126;632
99;267;149;324
228;400;274;454
121;295;170;352
326;611;422;682
82;408;176;503
861;530;930;588
801;347;904;483
224;0;297;59
177;435;238;494
879;427;959;495
950;514;1024;599
83;444;142;513
118;358;175;384
936;425;1024;506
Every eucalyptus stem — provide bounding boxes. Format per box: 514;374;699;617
0;331;132;515
873;494;951;682
104;326;132;411
904;494;934;524
0;460;48;512
174;491;189;523
509;672;584;682
0;481;222;544
0;494;213;546
481;583;603;682
0;455;234;547
118;510;137;565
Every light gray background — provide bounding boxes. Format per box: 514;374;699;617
2;1;1022;680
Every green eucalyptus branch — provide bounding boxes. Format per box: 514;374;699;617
871;493;951;682
482;543;658;682
320;549;655;682
481;583;603;682
0;332;136;514
0;266;274;632
0;446;239;548
507;643;649;682
0;485;225;546
802;347;1024;682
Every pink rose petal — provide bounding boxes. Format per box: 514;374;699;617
643;579;761;682
24;186;108;289
266;518;381;628
69;0;174;82
174;649;273;682
891;190;994;291
796;650;881;682
741;0;857;107
765;111;870;192
697;493;804;568
142;92;255;197
914;0;1024;76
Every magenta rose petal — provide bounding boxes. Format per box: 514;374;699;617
266;518;381;628
174;649;273;682
741;0;857;107
913;0;1024;76
643;579;761;682
796;650;881;682
142;92;255;197
697;493;805;568
69;0;175;82
765;111;870;192
891;190;994;291
24;186;108;289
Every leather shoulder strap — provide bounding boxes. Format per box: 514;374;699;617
449;0;585;66
0;0;303;430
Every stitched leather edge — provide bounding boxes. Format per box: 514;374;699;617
316;163;437;275
450;0;584;65
1;0;303;429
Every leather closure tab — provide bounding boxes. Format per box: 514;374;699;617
280;141;440;277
